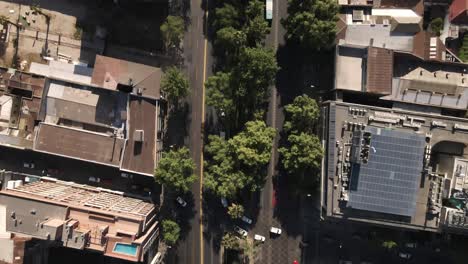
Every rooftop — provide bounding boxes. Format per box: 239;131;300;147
382;53;468;110
347;128;425;216
44;80;127;129
34;123;125;167
322;101;468;230
29;61;93;85
91;55;162;100
450;0;468;24
335;45;393;95
344;24;414;52
121;96;158;176
1;179;155;220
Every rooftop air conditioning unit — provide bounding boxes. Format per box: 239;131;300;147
134;130;144;142
352;10;364;22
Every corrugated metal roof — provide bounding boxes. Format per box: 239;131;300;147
366;47;394;95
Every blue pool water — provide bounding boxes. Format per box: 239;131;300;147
113;243;138;256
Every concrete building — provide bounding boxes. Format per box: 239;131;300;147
3;56;165;177
0;177;159;262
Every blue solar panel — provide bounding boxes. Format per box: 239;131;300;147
347;127;425;216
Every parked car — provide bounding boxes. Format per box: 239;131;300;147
221;197;228;208
241;216;252;224
23;162;35;169
270;227;282;235
88;176;101;183
234;226;248;237
405;242;417;248
121;172;134;179
176;197;187;207
399;252;412;259
254;234;265;242
151;252;162;264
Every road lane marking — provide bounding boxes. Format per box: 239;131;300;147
200;7;209;264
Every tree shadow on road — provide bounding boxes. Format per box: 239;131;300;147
202;190;229;253
163;102;189;148
275;41;335;107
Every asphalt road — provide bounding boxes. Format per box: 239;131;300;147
174;0;213;262
248;0;305;263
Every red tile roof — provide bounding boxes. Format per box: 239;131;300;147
366;47;394;95
450;0;468;24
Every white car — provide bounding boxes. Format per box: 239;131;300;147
254;234;266;242
176;197;187;207
88;176;101;183
221;197;228;208
234;226;248;237
241;216;252;224
399;252;411;259
270;227;282;235
151;252;162;264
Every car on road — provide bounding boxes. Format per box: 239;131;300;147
399;252;412;259
88;176;101;183
121;172;133;179
254;234;265;242
234;226;248;237
270;227;282;235
405;242;417;248
176;197;187;207
151;252;162;264
241;216;252;224
23;162;35;169
221;197;228;208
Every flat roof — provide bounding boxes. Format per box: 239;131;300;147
91;55;162;100
347;128;425;216
372;8;420;18
121;96;157;175
0;179;155;220
34;123;125;167
335;45;365;92
29;61;93;85
344;24;414;52
45;80;128;128
383;61;468;109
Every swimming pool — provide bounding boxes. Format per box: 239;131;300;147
113;243;138;256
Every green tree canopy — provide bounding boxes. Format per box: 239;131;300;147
230;120;276;168
282;0;339;50
154;147;197;193
234;47;278;98
160;15;185;50
459;35;468;62
215;27;247;55
213;3;241;32
205;72;236;125
279;132;323;175
243;1;270;46
232;47;279;124
204;121;276;198
381;241;397;250
162;220;181;245
222;232;241;250
161;66;190;105
283;94;320;133
227;203;245;219
430;18;443;36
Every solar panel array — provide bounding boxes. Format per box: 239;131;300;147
347;127;425;216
